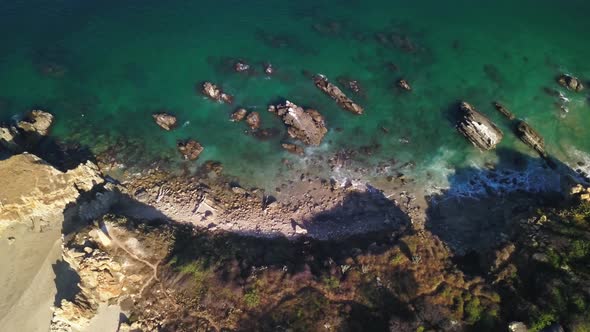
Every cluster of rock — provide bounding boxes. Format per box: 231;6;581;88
313;74;364;115
268;100;327;147
557;74;584;92
201;82;234;104
455;102;504;151
0;109;54;152
232;59;274;75
570;184;590;202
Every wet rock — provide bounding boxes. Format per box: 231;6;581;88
282;143;304;155
152;112;177;131
269;100;327;146
201;82;234;104
557;74;584;92
313;74;364;115
230;108;248;122
17;110;54;137
0;126;22;152
245;112;261;130
515;121;545;157
234;60;250;72
264;63;274;75
456;102;503;151
177;139;204;160
493;101;515;120
397;79;411;91
508;322;528;332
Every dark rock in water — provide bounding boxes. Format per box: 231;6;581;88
336;76;363;95
557;74;584;92
493;102;515;120
177;139;204;160
313;74;364;115
230;108;248;122
264;63;274;75
483;64;504;84
201;82;234;104
152;112;177;131
234;60;250;72
245;112;261;130
281;143;304;155
268;100;327;146
397;79;412;91
515;120;546;157
456;102;503;151
253;128;280;140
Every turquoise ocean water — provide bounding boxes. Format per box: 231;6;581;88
1;0;589;191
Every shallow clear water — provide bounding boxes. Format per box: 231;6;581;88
1;0;589;190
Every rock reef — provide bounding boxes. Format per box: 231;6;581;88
557;74;584;92
456;102;504;151
313;74;364;115
515;120;546;157
201;82;234;104
177;139;204;160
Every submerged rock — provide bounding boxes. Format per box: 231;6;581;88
493;101;515;120
456;102;503;151
515;120;546;157
557;74;584;92
282;143;304;155
245;112;261;129
201;82;234;104
177;139;204;160
313;74;364;115
152;112;177;131
336;76;363;95
268;100;327;146
397;79;412;91
230;108;248;122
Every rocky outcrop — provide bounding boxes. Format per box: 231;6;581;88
1;110;54;152
515;121;545;157
230;108;248;122
456;102;503;151
201;82;234;104
264;63;274;75
313;74;364;115
152;112;177;131
557;74;584;92
17;110;54;136
493;101;515;120
0;153;104;228
245;112;261;129
268;100;327;146
177;139;204;160
570;184;590;202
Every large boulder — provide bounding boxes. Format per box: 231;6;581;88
456;102;503;151
152;112;177;131
493;101;515;120
515;121;545;157
230;108;248;122
313;74;364;115
0;110;54;152
557;74;584;92
268;100;327;146
17;110;54;136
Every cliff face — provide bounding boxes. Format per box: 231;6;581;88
0;153;104;229
0;153;105;331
